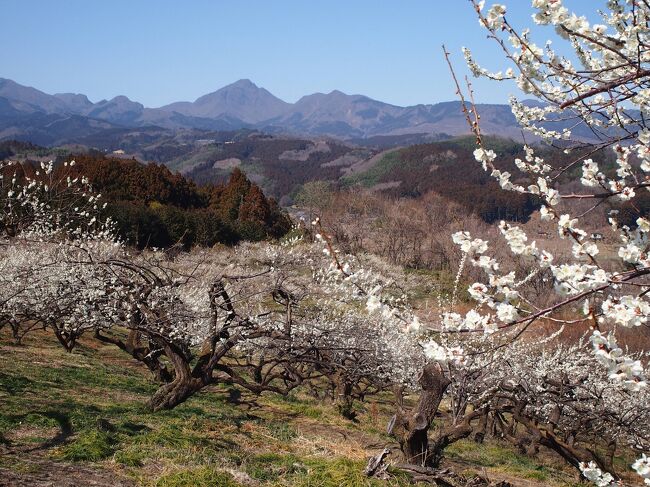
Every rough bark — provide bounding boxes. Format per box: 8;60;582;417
334;372;357;420
148;341;205;411
391;362;451;466
511;405;619;480
428;409;485;467
53;327;78;352
148;375;204;411
474;411;488;444
95;330;172;383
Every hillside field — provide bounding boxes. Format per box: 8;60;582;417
0;330;592;487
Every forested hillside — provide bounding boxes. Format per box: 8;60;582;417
183;137;364;201
342;137;540;223
2;155;291;248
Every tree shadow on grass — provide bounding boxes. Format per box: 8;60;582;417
0;372;33;395
5;405;150;453
2;410;73;452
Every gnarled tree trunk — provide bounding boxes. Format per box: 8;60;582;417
334;372;357;420
148;341;205;411
148;375;204;411
95;330;172;383
390;362;451;466
510;403;619;481
428;407;486;467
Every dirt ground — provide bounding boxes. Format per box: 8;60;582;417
0;449;133;487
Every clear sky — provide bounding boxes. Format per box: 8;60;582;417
0;0;594;108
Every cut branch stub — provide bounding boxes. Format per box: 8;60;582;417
386;414;397;435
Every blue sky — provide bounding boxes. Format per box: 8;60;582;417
1;1;595;107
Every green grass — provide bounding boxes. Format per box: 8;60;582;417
288;457;415;487
446;440;581;485
155;466;239;487
114;446;147;467
239;454;415;487
244;453;305;481
58;430;117;461
282;401;324;419
0;372;33;395
0;330;586;486
342;150;403;188
265;421;298;441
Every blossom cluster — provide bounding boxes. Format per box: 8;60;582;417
457;2;650;480
579;462;617;487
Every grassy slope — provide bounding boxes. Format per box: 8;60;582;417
341;151;404;188
0;330;583;487
340;136;523;189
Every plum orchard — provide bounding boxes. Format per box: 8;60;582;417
313;217;650;484
429;0;650;483
3;1;650;480
1;160;649;485
1;158;649;484
317;0;650;482
0;160;424;413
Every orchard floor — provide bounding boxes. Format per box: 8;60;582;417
0;330;590;487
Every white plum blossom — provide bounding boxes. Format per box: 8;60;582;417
495;302;519;323
449;0;650;481
499;221;536;255
421;339;465;365
590;331;647;391
539;249;554;267
442;312;463;330
484;3;506;29
442;309;492;333
473;147;497;169
472;254;499;272
581;159;602;187
452;231;488;254
468;282;490;303
451;5;650;480
632;454;650;485
601;296;650;328
638;217;650;234
618;242;642;264
406;316;422;333
579;462;617;487
572;241;599;259
539;205;554;221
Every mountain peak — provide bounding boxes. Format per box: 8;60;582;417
228;79;258;89
55;92;90;101
107;95;143;110
0;78;69;114
162;79;290;123
53;93;93;113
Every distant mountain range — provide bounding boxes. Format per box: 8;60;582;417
0;77;534;146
